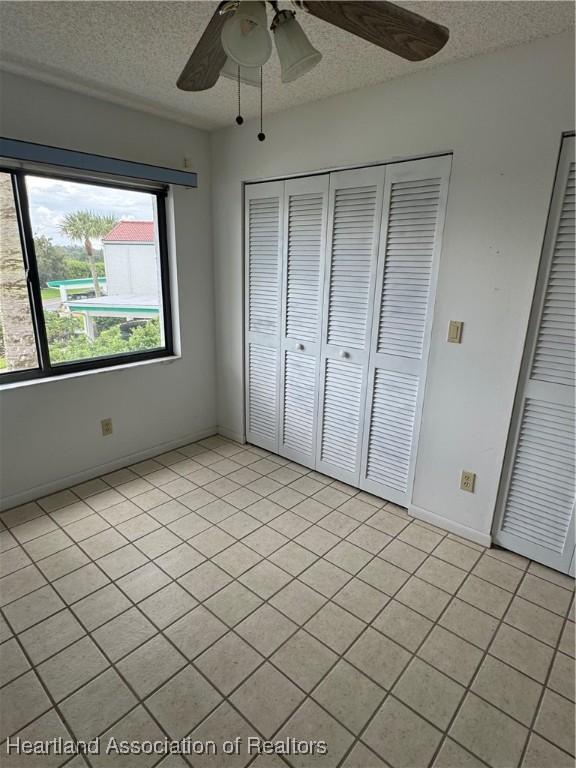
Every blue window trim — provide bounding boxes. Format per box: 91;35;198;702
0;137;197;188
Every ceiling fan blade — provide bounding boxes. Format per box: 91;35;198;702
177;2;229;91
297;1;449;62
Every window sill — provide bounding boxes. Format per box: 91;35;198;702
0;354;181;391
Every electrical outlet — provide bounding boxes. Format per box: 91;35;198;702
460;470;476;493
101;418;113;437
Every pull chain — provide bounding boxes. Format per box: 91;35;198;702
258;67;266;141
235;65;244;125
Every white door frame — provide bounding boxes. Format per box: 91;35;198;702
360;155;451;506
315;166;385;485
492;134;575;573
278;174;329;466
244;180;285;453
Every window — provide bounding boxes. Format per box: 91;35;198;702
0;168;173;383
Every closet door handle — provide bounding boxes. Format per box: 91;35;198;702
339;350;350;359
295;343;304;351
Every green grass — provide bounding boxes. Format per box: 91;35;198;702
41;286;95;302
0;357;6;370
41;287;60;300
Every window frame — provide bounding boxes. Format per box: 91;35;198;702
0;166;174;385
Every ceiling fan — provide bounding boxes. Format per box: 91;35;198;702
177;1;449;136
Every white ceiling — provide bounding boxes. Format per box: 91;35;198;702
0;1;573;131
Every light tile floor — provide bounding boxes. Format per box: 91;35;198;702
0;436;574;768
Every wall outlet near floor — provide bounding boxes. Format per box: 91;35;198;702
101;418;113;437
460;470;476;492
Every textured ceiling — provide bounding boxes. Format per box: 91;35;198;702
0;1;573;131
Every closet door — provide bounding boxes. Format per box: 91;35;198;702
316;167;385;484
245;181;284;452
279;175;329;465
360;156;451;506
494;136;575;573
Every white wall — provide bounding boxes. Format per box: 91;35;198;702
0;72;216;508
210;31;575;542
104;242;158;297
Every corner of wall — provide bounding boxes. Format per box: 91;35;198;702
409;503;492;548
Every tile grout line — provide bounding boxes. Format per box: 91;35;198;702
0;497;500;613
2;556;572;764
0;452;249;768
336;529;573;767
424;558;573;767
0;600;99;768
516;591;575;767
0;514;201;768
255;518;479;766
2;484;574;726
1;449;388;767
39;460;312;768
0;437;573;768
3;474;572;637
334;526;493;768
1;459;434;766
1;461;396;633
413;559;532;767
5;520;572;768
1;501;572;718
159;495;403;759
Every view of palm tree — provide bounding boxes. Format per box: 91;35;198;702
59;210;118;296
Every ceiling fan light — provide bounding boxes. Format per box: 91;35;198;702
221;1;272;68
272;10;322;83
221;57;261;87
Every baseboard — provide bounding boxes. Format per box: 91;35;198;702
409;504;492;548
0;426;219;511
217;426;246;444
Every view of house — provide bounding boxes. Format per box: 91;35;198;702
57;220;161;343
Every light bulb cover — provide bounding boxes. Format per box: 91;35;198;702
221;56;261;87
222;1;272;68
272;10;322;83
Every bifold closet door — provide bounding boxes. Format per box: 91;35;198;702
279;175;329;465
494;136;575;574
360;156;450;506
316;166;385;485
245;181;284;452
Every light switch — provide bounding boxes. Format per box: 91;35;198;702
447;320;463;344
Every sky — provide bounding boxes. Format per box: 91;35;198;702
25;175;155;246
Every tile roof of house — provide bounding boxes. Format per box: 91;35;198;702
102;220;154;243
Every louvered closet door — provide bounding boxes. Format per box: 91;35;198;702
360;156;451;506
316;167;385;484
245;181;284;452
279;175;329;465
494;136;575;574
